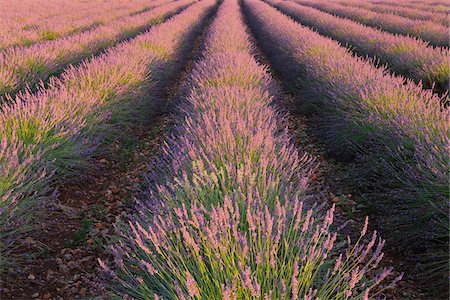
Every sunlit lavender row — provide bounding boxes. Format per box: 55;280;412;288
294;0;449;47
0;0;214;276
337;0;448;26
0;0;192;99
108;0;396;298
0;0;163;50
243;0;448;286
265;0;449;92
369;0;449;12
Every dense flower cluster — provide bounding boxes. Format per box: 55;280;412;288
109;0;395;298
295;0;449;47
243;0;448;290
0;0;215;279
0;0;194;98
265;0;449;92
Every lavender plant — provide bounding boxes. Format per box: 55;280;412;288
0;137;49;277
243;0;448;291
0;0;194;99
0;0;216;280
265;0;449;92
109;0;395;298
294;0;449;47
109;195;397;299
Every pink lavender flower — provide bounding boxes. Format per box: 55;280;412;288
185;271;200;298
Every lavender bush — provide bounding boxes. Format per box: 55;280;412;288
295;0;449;47
109;196;397;299
0;0;193;99
265;0;449;92
0;0;215;280
243;0;448;291
109;0;395;298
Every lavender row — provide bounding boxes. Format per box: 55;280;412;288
294;0;449;47
0;0;192;99
243;0;448;286
338;0;448;26
108;0;395;298
264;0;449;92
0;0;162;50
0;0;215;279
409;0;449;5
371;0;449;13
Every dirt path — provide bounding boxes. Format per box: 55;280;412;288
0;9;214;299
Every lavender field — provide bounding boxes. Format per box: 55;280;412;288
0;0;448;299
